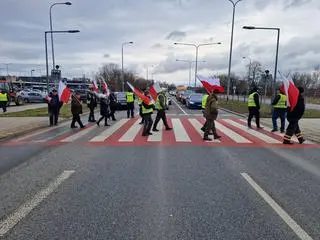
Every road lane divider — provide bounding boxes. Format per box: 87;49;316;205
0;170;75;237
241;172;313;240
171;98;188;115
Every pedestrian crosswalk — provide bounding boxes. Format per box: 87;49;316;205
7;117;316;148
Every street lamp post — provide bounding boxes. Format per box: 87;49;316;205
49;2;72;69
243;26;280;98
45;30;80;93
121;41;133;91
174;42;221;87
176;59;206;87
227;0;242;101
31;69;35;77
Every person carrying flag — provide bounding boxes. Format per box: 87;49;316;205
71;91;85;129
96;91;111;127
142;90;155;136
283;87;305;144
152;89;172;131
87;84;98;122
47;88;62;126
138;96;144;125
203;89;221;141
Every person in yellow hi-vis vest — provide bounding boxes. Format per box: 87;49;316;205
141;90;155;136
0;89;8;113
247;86;262;129
138;96;144;124
201;93;209;132
152;90;172;131
271;88;287;133
126;89;135;118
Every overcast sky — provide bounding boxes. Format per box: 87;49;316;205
0;0;319;85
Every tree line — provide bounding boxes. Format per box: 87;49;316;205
95;63;176;92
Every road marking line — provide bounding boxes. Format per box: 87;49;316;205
224;119;281;144
188;118;220;143
89;119;129;142
148;121;163;142
171;118;191;142
238;119;314;144
60;125;97;142
241;172;313;240
171;98;188;115
119;119;141;142
0;170;75;237
215;121;251;143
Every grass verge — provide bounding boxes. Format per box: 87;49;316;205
219;99;320;118
0;104;89;118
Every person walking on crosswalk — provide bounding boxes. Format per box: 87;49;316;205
109;91;117;121
126;89;135;118
201;93;209;132
142;90;155;136
138;97;144;125
87;85;97;122
203;89;221;141
152;89;172;132
283;87;305;144
71;91;85;129
247;86;262;129
96;91;110;127
271;88;287;133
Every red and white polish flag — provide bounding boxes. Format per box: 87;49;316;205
197;75;225;93
126;82;151;105
149;82;161;101
101;78;110;96
92;79;99;92
279;72;299;111
58;80;71;104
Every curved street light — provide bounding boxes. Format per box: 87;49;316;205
121;41;134;91
45;30;80;92
174;42;221;87
226;0;242;101
49;2;73;69
243;25;280;98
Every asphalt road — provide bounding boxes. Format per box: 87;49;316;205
0;97;320;239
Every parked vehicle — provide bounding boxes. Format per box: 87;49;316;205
0;80;24;106
115;92;127;110
19;91;46;103
176;91;184;101
186;93;203;109
181;90;194;105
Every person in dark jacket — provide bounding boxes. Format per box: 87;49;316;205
142;91;155;136
203;90;221;141
247;86;262;129
283;87;305;144
71;91;85;129
87;86;97;122
47;89;62;126
109;91;117;121
96;92;110;126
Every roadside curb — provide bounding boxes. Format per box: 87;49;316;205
0;110;90;143
219;107;247;118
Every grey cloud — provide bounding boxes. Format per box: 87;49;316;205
283;0;312;10
152;43;163;49
165;31;187;40
103;54;110;58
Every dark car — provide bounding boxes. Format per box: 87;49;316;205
186;93;203;109
115;92;128;110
